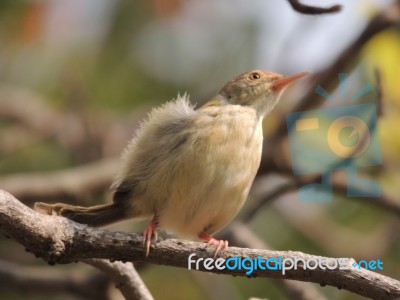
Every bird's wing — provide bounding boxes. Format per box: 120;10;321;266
111;94;196;205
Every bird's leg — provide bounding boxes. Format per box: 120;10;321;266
198;231;228;257
143;213;159;257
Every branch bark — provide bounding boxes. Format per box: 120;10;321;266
1;189;399;300
84;259;154;300
220;222;328;300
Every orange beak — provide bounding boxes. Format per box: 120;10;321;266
272;72;310;91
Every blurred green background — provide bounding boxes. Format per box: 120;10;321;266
0;0;399;299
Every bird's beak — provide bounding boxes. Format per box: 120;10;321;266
272;72;310;91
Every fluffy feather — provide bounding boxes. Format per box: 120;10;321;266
111;93;263;237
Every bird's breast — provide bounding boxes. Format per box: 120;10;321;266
160;106;264;237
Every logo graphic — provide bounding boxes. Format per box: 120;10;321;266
352;259;383;271
188;254;384;275
286;73;382;202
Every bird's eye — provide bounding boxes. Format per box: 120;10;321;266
249;72;261;80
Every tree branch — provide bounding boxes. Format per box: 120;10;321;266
1;189;399;299
242;174;400;224
220;222;328;300
84;259;154;300
286;0;341;15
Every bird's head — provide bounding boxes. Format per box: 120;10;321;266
211;70;309;116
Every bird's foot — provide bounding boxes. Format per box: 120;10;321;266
198;231;228;257
143;214;159;257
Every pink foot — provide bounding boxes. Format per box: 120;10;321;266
198;231;229;257
143;214;159;257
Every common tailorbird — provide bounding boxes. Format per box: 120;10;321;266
35;70;309;256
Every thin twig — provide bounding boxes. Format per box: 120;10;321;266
242;174;400;223
374;67;384;117
287;0;341;15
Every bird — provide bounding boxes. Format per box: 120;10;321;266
34;69;309;257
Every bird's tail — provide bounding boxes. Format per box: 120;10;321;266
34;202;126;227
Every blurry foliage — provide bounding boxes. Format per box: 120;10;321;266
364;29;400;105
0;141;72;173
363;29;400;169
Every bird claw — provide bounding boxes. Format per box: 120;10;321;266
207;238;229;257
143;216;159;257
198;231;229;257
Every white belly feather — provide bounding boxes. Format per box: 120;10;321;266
160;105;263;237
